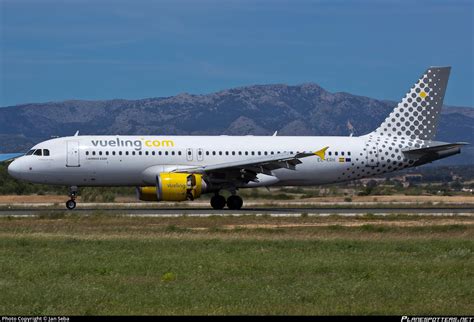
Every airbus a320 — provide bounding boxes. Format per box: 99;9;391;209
5;67;467;210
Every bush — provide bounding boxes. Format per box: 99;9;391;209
272;193;294;200
161;272;177;282
101;192;115;202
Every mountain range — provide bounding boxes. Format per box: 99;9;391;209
0;83;472;164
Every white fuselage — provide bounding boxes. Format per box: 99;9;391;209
7;134;415;189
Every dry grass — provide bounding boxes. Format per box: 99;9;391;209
0;195;474;205
0;214;473;241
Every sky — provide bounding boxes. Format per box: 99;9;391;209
0;0;473;107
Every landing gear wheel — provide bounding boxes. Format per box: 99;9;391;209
66;186;78;210
66;199;76;210
210;195;226;210
227;195;243;210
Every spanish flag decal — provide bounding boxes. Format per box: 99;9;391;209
314;146;329;160
338;157;345;163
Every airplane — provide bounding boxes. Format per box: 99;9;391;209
4;66;468;210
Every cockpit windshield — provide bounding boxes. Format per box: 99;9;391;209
25;149;50;157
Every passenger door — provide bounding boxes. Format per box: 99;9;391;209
66;141;80;167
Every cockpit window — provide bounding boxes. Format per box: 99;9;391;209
43;149;50;156
26;150;35;156
34;149;43;156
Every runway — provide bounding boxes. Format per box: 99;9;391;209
0;206;473;217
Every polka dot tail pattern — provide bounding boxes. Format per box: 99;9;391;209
373;67;450;141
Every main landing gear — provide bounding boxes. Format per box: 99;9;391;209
66;186;78;210
210;193;243;210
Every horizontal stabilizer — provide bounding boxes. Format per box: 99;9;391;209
402;142;469;162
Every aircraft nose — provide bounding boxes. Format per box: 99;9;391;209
8;159;23;180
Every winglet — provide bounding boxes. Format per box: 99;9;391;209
314;146;329;160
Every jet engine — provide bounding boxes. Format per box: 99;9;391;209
136;173;206;202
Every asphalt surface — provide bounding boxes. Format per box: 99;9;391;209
0;206;473;217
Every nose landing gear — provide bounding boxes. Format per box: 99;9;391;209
66;186;78;210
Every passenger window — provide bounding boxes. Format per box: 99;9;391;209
172;151;175;156
132;151;135;156
145;151;149;156
219;151;222;156
159;151;162;156
119;151;122;156
264;151;268;155
225;151;229;156
232;151;235;155
112;151;116;156
251;152;255;156
43;149;50;156
99;151;103;156
92;151;96;156
178;151;182;156
335;152;338;156
245;151;248;155
238;151;242;155
213;151;216;156
125;151;129;156
139;151;142;156
329;151;332;156
86;151;89;156
206;151;209;156
258;151;261;156
198;151;202;156
341;151;344;156
152;151;155;156
348;152;351;156
271;151;274;155
105;151;109;156
165;151;168;156
34;149;42;156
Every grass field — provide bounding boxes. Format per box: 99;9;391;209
0;214;473;315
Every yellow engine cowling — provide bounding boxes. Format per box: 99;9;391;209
136;173;205;202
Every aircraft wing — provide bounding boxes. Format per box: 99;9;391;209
173;147;328;183
0;153;23;162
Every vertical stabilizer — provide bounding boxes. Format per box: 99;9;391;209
372;66;450;140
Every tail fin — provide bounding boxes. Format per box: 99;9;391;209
372;66;451;140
